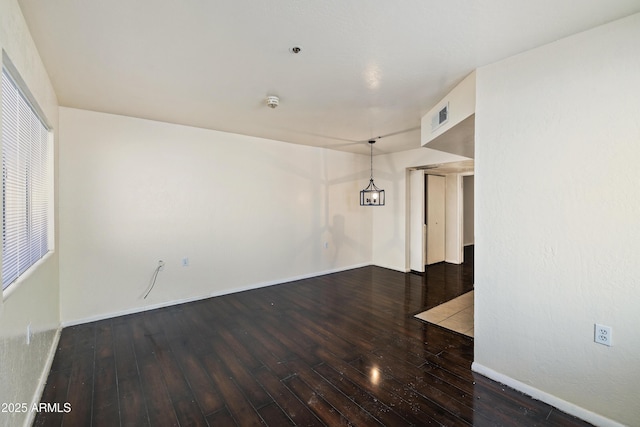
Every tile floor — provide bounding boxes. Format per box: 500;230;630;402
415;290;474;337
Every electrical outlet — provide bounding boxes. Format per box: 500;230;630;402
158;260;165;271
182;257;189;267
594;324;612;346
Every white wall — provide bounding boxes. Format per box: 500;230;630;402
463;175;474;246
59;108;371;324
408;170;425;271
0;0;60;426
372;148;468;272
421;71;475;146
474;13;640;427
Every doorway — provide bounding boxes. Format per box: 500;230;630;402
408;171;446;272
408;162;475;334
408;160;474;272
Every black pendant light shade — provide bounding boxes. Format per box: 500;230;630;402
360;140;385;206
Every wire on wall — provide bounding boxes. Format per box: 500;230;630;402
143;260;165;299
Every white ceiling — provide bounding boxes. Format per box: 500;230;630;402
17;0;640;155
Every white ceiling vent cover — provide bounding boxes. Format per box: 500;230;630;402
431;103;449;132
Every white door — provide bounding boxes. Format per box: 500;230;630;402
409;170;425;272
426;175;446;265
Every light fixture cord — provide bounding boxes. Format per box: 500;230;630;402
370;142;374;180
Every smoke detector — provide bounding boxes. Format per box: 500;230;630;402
266;95;279;109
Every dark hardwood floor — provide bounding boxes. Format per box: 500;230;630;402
35;249;591;426
416;245;474;311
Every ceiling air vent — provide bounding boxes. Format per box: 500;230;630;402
431;103;449;132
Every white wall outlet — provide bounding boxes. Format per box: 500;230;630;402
324;242;329;249
158;260;165;271
594;323;612;346
182;257;189;267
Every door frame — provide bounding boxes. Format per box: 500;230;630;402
406;164;472;271
408;169;426;272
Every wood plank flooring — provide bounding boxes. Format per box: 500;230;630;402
34;253;592;426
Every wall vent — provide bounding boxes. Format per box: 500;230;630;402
431;103;449;132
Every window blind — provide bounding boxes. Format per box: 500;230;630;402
1;67;50;290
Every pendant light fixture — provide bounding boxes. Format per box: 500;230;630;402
360;140;385;206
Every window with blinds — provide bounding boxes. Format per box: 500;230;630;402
1;66;51;290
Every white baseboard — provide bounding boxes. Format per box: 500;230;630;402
471;362;624;427
24;327;62;427
371;262;410;273
61;263;372;327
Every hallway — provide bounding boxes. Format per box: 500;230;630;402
417;245;474;310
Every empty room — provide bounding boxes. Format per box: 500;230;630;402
1;1;639;426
